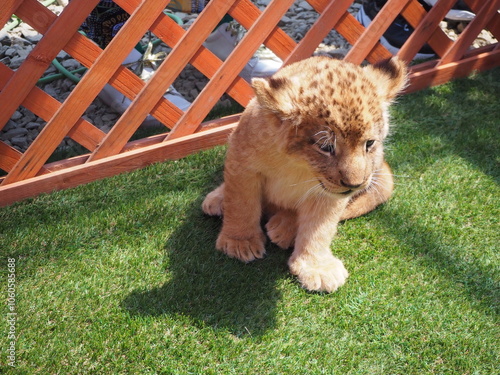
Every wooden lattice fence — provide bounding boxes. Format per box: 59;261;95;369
0;0;499;206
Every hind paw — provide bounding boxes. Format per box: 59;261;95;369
202;184;224;216
266;210;297;249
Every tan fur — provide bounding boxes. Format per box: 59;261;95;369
202;56;407;293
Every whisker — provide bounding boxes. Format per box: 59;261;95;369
367;180;386;203
317;188;331;211
370;171;406;187
372;167;410;180
295;182;323;208
371;179;391;192
289;178;320;187
375;173;410;179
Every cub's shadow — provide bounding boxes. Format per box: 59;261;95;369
122;191;290;336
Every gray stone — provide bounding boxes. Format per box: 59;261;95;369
279;16;291;25
27;130;38;142
16;45;32;60
24;33;43;43
189;89;199;100
2;120;17;132
26;122;40;130
4;127;28;139
4;47;17;57
195;81;206;91
61;58;80;70
8;56;24;69
19;23;39;38
102;113;118;122
56;50;68;59
10;111;23;121
0;45;10;57
298;1;314;11
10;137;28;149
43;84;59;97
181;80;196;92
19;110;36;125
0;30;10;44
0;56;11;66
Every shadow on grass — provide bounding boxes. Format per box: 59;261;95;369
122;193;291;337
2;144;288;337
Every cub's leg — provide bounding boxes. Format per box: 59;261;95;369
341;160;394;221
288;199;349;293
202;183;225;217
265;209;297;249
216;170;266;263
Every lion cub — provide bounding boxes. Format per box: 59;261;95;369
202;56;407;293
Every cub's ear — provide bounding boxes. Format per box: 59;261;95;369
251;76;296;118
367;57;408;100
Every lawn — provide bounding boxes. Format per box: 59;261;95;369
1;67;499;374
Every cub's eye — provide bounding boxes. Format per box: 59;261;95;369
365;140;376;151
319;143;335;155
314;130;336;155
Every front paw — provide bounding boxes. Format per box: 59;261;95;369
266;211;297;249
216;230;266;263
288;255;349;293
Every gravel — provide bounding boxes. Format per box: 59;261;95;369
1;1;497;154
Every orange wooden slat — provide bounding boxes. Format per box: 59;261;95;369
87;0;238;162
0;63;105;151
106;64;183;128
22;113;241;179
345;0;410;65
117;0;255;109
34;114;242;176
0;0;100;131
307;0;331;12
0;136;48;177
407;47;500;92
0;0;24;30
438;0;500;66
0;123;236;207
337;12;393;63
0;141;23;173
14;0;183;129
397;0;457;63
399;0;453;58
1;0;172;185
307;0;393;63
464;0;500;39
475;0;500;43
485;13;500;42
167;0;296;140
285;0;354;65
229;0;296;61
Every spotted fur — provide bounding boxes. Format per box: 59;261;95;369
202;56;407;293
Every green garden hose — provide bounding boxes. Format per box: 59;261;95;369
38;63;87;85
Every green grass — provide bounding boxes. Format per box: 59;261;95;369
1;68;499;374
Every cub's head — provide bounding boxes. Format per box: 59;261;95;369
252;56;407;196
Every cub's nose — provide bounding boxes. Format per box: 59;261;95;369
340;180;363;189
